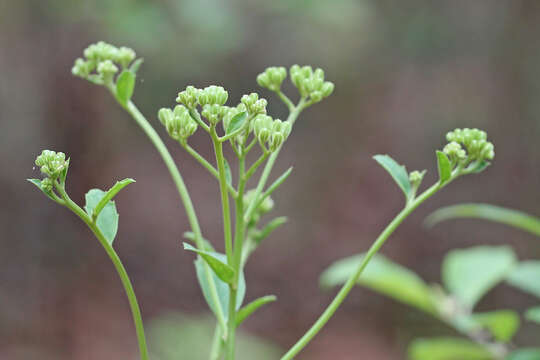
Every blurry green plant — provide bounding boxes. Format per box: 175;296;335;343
30;41;499;360
322;205;540;360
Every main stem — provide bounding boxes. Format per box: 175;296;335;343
280;182;443;360
56;185;149;360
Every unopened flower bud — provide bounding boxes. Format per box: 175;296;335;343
41;177;54;192
198;85;228;107
158;105;198;141
97;60;118;83
201;104;225;125
241;93;267;115
115;46;136;68
290;64;334;103
35;150;68;179
176;86;200;109
257;66;287;91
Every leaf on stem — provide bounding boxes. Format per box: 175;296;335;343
442;246;516;309
116;70;136;106
226;111;247;135
506;349;540;360
84;189;119;245
373;154;411;200
92;178;135;219
506;261;540;299
471;310;520;342
320;253;436;314
436;150;451;184
27;179;56;201
236;295;277;326
525;306;540;325
408;337;493;360
254;217;288;245
184;243;235;285
129;58;144;74
183;231;215;252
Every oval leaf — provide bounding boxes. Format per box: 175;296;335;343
373;154;411;199
320;253;436;314
92;178;135;219
507;349;540;360
472;310;520;342
436;150;451;184
226;111;247;135
408;337;493;360
84;189;119;245
525;306;540;325
184;243;235;285
506;261;540;299
442;246;516;309
116;70;136;105
236;295;277;326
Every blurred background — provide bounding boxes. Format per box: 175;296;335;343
1;0;539;359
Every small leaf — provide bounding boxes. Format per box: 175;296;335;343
84;189;119;245
60;158;70;184
320;253;436;314
254;217;288;245
224;159;232;185
442;246;516;309
436;150;451;184
194;253;245;321
507;349;540;360
27;179;56;201
425;203;540;237
116;70;136;105
408;337;493;360
236;295;277;326
525;306;540;325
507;261;540;299
373;154;411;199
92;178;135;219
472;310;520;342
467;160;491;174
226;111;247;135
184;243;235;285
129;58;144;74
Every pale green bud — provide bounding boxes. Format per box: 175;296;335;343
409;170;426;188
35;150;68;179
115;46;136;68
158;105;198;141
443;141;466;163
41;177;54;192
84;41;119;62
198;85;228;107
252;115;274;143
445;128;494;163
241;93;267;115
176;86;200;109
290;64;334;103
201;104;225;125
257;66;287;91
97;60;118;83
71;58;95;78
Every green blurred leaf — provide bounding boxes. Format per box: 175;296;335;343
224;159;232;185
84;189;119;245
236;295;277;326
507;261;540;299
472;310;520;342
442;246;516;309
148;312;281;360
525;306;540;325
116;70;136;106
436;150;451;184
373;154;411;199
184;243;235;284
425;203;540;237
320;253;436;314
92;178;135;219
226;111;247;135
194;253;245;321
129;58;144;74
408;337;493;360
506;349;540;360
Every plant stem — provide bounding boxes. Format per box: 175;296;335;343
55;184;150;360
209;324;223;360
280;181;443;360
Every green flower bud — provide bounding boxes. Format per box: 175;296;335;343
443;141;466;163
35;150;68;179
409;170;426;188
198;85;228;107
176;86;200;109
84;41;120;62
71;58;96;78
158;105;198;141
253;115;274;144
445;128;495;163
115;46;136;68
201;104;225;125
257;66;287;91
241;93;267;115
290;64;334;103
41;177;54;192
97;60;118;83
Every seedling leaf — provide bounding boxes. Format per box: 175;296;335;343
84;189;119;245
436;150;451;184
116;70;136;106
507;261;540;299
373;154;411;199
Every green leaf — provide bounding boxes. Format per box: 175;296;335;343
129;58;144;74
507;261;540;299
320;253;436;314
254;217;287;245
506;349;540;360
436;150;452;184
472;310;520;342
408;337;493;360
84;189;119;245
442;246;516;309
224;159;232;185
236;295;277;326
116;70;136;105
92;178;135;219
226;111;247;135
525;306;540;325
183;232;215;252
194;253;245;321
184;243;235;285
425;203;540;237
467;160;491;174
27;179;56;201
373;154;411;199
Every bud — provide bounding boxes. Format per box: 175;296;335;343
253;115;274;144
158;105;198;141
198;85;228;107
35;150;68;179
97;60;118;83
443;141;466;163
176;86;200;109
201;104;225;125
257;66;287;91
115;46;136;68
445;128;494;163
290;64;334;103
409;170;426;189
241;93;267;115
71;58;95;78
41;177;54;192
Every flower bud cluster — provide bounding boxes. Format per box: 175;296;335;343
176;85;231;125
158;105;198;142
35;150;68;179
252;115;292;152
445;128;495;163
241;93;268;115
243;189;274;223
257;67;287;92
409;170;426;187
290;65;334;103
72;41;138;84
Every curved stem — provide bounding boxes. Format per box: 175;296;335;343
280;182;443;360
55;184;150;360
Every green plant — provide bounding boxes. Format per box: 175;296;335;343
30;41;497;359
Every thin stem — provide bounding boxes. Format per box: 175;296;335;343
209;324;223;360
276;90;295;112
244;152;269;181
280;181;444;360
55;184;149;360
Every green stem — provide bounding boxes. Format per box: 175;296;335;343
244;152;269;181
209;324;223;360
280;181;444;360
55;184;149;360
